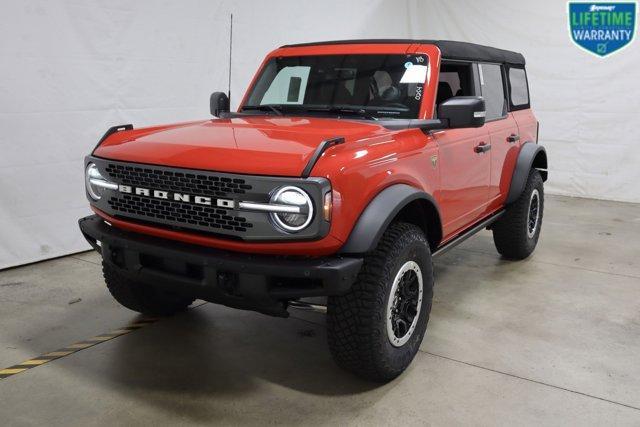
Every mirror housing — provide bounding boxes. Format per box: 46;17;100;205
210;92;230;117
437;96;486;128
379;96;486;131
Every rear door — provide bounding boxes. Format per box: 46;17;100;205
507;66;538;147
477;62;521;211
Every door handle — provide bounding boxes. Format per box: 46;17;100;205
474;142;491;153
507;134;520;143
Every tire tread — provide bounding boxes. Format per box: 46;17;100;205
327;222;433;382
493;169;544;259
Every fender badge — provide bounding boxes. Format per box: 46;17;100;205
430;155;438;168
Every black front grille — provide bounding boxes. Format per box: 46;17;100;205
102;163;257;235
104;163;252;197
88;156;329;241
107;194;253;232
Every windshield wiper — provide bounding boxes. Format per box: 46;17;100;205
241;104;284;116
304;107;377;120
242;105;377;120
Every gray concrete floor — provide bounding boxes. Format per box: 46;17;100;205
1;195;639;426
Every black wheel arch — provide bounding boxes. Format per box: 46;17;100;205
506;142;548;205
339;184;443;254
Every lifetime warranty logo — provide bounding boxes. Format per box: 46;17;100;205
568;2;637;57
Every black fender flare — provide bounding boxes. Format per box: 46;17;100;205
339;184;441;254
506;142;548;205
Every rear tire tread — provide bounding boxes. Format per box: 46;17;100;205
493;169;544;260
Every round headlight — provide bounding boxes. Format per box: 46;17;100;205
269;186;314;232
85;163;113;200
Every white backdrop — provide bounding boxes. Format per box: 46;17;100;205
407;0;640;203
1;0;639;269
0;0;412;269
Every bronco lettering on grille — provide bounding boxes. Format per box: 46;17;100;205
117;184;234;208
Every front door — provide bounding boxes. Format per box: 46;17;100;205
433;61;491;238
434;127;491;238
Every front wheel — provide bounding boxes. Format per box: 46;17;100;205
327;222;434;382
492;169;544;260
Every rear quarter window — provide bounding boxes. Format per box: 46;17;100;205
508;67;530;110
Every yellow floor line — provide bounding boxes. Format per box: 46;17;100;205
0;368;27;375
45;351;74;357
0;316;161;380
66;343;94;349
19;360;48;366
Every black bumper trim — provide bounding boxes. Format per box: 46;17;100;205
79;215;362;316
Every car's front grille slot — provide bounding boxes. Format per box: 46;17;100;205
107;194;253;233
101;163;258;236
88;156;329;242
104;163;252;197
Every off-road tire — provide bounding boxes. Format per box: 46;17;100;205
492;169;544;260
103;261;194;316
327;222;434;382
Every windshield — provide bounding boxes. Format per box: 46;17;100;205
243;54;428;119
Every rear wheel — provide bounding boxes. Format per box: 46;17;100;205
103;261;194;316
492;169;544;260
327;222;434;382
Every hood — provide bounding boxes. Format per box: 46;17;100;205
94;116;390;177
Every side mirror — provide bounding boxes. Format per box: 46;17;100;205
438;96;486;128
210;92;230;117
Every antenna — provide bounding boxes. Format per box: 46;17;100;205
227;13;233;108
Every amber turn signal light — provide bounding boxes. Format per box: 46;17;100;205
323;192;332;221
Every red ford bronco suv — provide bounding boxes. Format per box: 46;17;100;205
79;40;547;382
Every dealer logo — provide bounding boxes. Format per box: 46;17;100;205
568;2;637;57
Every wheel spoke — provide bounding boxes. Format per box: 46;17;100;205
387;261;424;347
394;318;408;337
527;191;540;237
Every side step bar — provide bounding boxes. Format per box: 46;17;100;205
287;211;504;316
288;301;328;314
432;210;504;258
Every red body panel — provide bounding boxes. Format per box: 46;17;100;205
485;114;520;211
91;42;537;256
95;117;389;177
431;126;491;237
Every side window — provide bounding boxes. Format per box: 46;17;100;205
508;67;530;109
478;63;506;120
436;62;474;109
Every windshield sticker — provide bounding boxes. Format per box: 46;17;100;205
400;64;428;84
414;85;423;101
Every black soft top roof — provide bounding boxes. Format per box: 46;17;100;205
280;39;525;66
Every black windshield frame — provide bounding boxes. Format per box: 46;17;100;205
242;54;429;120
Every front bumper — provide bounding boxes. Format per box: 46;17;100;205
79;215;362;317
